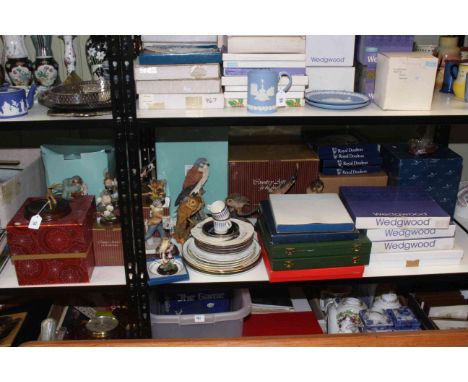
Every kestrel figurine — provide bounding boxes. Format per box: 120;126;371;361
175;157;210;206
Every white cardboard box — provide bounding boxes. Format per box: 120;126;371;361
374;52;438;111
0;149;47;228
306;67;355;91
305;35;355;67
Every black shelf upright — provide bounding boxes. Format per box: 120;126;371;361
107;35;152;338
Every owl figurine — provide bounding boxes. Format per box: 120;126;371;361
175;157;210;206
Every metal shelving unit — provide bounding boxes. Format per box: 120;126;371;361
2;35;468;343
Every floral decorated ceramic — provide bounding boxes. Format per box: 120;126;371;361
327;297;367;334
85;36;109;80
31;36;59;88
2;36;33;86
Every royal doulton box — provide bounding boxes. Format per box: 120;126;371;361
92;223;124;266
229;144;319;210
381;144;463;216
6;196;96;285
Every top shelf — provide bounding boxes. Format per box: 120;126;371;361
137;92;468;125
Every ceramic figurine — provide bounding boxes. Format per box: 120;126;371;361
306;179;325;194
24;176;87;222
155;238;178;275
2;35;33;86
60;35;82;85
103;172;118;205
96;191;117;225
225;193;255;218
174;194;204;244
142;178;167;207
85;35;109;80
265;163;298;194
145;204;166;242
31;36;59;88
175;157;210;207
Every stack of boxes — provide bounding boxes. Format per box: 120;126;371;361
381;144;463;217
305;36;355;92
136;35;224;110
222;36;308;108
355;35;414;100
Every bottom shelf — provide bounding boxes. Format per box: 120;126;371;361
21;329;468;346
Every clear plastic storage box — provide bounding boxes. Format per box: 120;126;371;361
150;288;252;339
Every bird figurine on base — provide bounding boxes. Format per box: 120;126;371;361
175;157;210;206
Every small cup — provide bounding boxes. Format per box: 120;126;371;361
208;200;230;221
213;219;232;234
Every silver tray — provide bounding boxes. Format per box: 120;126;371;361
39;80;111;107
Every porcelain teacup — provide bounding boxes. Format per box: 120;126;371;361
208;200;230;221
213;219;232;235
371;292;401;313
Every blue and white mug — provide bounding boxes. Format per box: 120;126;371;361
247;69;292;114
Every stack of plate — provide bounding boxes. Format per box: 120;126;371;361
305;90;370;110
183;218;261;275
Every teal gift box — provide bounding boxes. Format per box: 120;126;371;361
40;145;115;197
156;141;228;216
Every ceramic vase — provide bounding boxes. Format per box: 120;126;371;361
61;35;76;75
31;35;59;88
2;35;33;86
0;64;5;85
85;36;109;80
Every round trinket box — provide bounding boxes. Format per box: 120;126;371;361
85;315;119;339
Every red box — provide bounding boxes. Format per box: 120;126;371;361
259;238;364;283
229;144;319;209
92;223;124;266
7;196;95;254
6;196;96;285
11;244;95;285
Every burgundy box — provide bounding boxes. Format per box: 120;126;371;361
228;144;319;209
92;223;124;266
6;196;96;285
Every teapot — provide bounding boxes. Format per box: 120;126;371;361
326;297;367;334
0;83;37;119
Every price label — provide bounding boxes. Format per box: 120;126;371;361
194;315;205;323
276;90;286;107
28;214;42;230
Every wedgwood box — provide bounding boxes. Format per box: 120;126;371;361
306;67;355;92
92;222;124;266
373;52;438;111
6;196;96;285
381;144;462;216
319;172;388;193
0;149;47;228
305;36;355;67
228;144;319;210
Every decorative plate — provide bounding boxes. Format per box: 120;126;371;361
191;217;255;248
306;99;370;110
202;220;240;239
305;90;370;106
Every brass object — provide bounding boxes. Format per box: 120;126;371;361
352;255;360;264
283;260;295;269
352;244;362;252
406;259;420;268
285;248;295;257
85;315;119;339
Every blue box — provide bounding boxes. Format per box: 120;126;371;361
159;290;232;315
156;141;228;216
40;144;115;197
381;144;463;216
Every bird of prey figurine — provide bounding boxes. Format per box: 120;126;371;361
175;157;210;206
